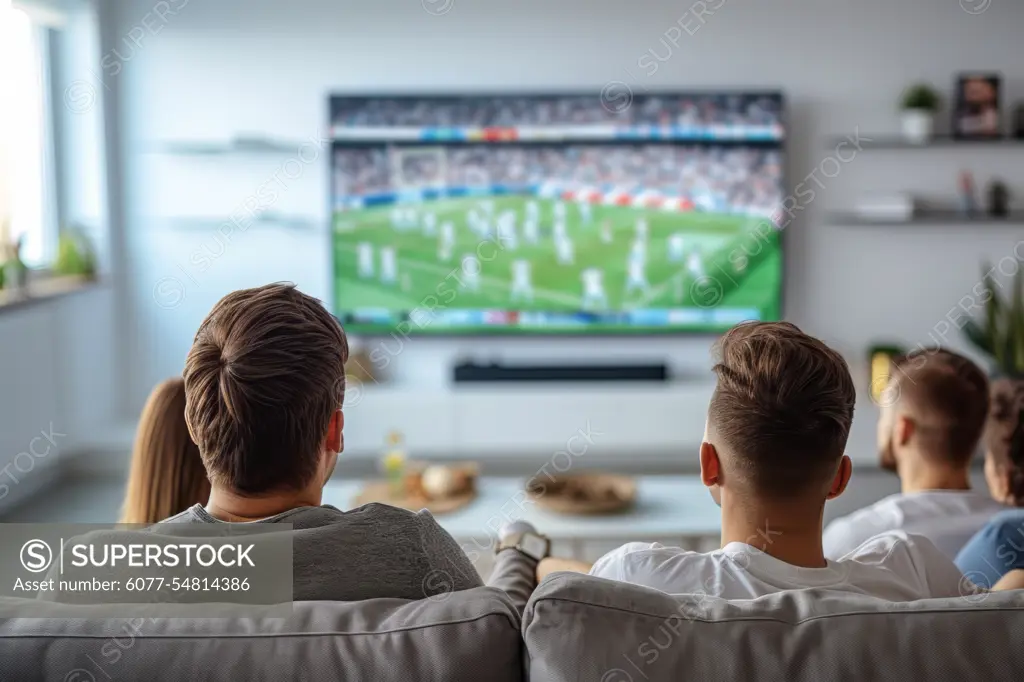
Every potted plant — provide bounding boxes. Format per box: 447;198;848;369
1;235;28;295
54;225;97;279
963;264;1024;377
900;84;940;143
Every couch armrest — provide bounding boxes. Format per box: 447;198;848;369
486;548;537;614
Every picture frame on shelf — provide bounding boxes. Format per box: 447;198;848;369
953;73;1002;140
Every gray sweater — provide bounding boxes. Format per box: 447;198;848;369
160;502;484;602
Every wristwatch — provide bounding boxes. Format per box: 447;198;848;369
496;530;551;562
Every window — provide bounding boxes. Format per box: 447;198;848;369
1;0;57;268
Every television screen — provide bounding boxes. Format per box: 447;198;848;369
330;93;784;334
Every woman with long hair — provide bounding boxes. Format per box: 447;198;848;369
955;378;1024;586
120;377;210;524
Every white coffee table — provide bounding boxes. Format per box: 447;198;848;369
323;475;722;562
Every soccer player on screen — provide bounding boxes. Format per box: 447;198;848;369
553;218;568;243
555;235;575;265
460;254;481;292
579;200;593;225
625;246;650;297
439;221;455;261
379;246;398;285
423;212;438;236
581;267;608;310
510;259;533;304
357;242;374;278
524;217;540;245
668;233;686;262
468;208;486;239
600;219;613;244
527;200;540;222
635;217;648;241
403;207;417;230
630;237;647;264
498;210;518;251
687;247;706;280
555;200;567;222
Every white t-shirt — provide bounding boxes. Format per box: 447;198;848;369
589;531;969;601
823;490;1007;561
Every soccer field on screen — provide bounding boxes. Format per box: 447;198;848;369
332;196;782;333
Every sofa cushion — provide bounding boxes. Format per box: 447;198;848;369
0;586;522;682
524;573;1024;682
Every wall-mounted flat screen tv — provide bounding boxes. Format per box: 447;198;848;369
330;92;784;334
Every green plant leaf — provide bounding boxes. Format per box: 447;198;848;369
985;267;1004;364
901;84;940;111
1013;267;1024;374
963;318;994;355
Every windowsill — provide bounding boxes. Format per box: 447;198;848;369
0;273;102;314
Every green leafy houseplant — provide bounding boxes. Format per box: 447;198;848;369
54;226;97;279
901;84;940;112
963;264;1024;377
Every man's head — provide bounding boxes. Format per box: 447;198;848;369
183;283;349;497
983;378;1024;505
876;349;988;476
700;322;856;508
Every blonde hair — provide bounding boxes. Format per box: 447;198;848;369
120;378;210;524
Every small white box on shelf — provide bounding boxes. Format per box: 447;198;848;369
854;194;916;222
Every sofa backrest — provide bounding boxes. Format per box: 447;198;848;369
0;586;522;682
524;573;1024;682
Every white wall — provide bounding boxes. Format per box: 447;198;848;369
0;287;119;510
92;0;1024;465
0;0;122;511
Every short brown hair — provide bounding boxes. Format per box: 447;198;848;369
888;349;988;466
184;283;349;494
984;378;1024;500
708;321;856;497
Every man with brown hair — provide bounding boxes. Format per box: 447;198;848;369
161;283;483;601
539;322;967;599
823;349;1005;560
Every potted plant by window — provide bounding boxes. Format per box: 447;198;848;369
54;225;97;280
963;265;1024;377
900;84;940;144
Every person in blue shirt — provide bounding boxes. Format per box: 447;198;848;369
955;379;1024;587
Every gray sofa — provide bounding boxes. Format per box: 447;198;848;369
3;567;1024;681
525;572;1024;681
0;547;536;682
0;586;523;682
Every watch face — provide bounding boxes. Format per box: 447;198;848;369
519;533;548;560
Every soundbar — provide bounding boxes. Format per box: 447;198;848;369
453;361;669;383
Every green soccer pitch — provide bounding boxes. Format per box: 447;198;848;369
332;196;782;334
